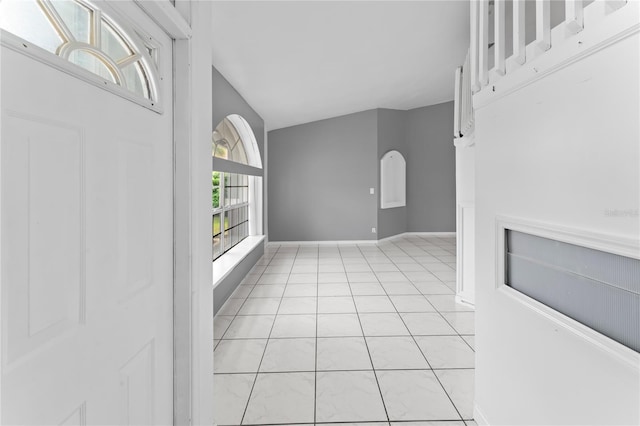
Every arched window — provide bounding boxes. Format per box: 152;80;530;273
212;114;263;168
0;0;159;103
212;115;263;260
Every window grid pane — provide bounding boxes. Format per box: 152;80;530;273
212;171;250;260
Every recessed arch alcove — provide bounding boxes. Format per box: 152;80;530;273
380;150;406;209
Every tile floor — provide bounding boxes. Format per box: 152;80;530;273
213;235;476;426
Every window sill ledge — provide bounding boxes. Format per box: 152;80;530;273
212;235;265;289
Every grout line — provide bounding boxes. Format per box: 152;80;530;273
340;245;391;424
239;245;299;425
216;367;475;375
314;245;319;424
377;238;471;421
215;236;473;425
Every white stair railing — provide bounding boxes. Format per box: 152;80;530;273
470;0;630;96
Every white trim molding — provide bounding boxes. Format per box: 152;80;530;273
456;202;475;305
267;232;457;247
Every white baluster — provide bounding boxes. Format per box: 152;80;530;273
479;0;489;86
470;0;480;92
512;0;526;65
454;66;462;138
566;0;584;34
494;0;506;76
536;0;551;51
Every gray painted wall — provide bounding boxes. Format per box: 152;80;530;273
406;101;456;232
267;102;455;241
268;110;378;241
377;109;408;239
212;66;265;176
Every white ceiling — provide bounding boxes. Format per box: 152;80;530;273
211;1;470;131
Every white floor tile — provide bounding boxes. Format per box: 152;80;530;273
291;264;318;274
353;295;396;313
424;263;456;272
397;263;426;272
317;337;372;371
441;312;475;335
231;285;253;299
413;282;455;295
426;295;474;312
375;271;410;283
278;297;317;314
317;283;352;296
318;272;349;283
248;284;285;298
344;263;374;272
370;263;400;272
316;371;387;422
389;295;436;312
214;236;475;425
414;336;475;369
462;335;475;350
404;271;441;283
237;297;281;315
318;296;357;313
283;284;317;297
350;282;387;295
317;313;363;337
264;264;293;274
217;298;245;316
377;370;460;421
400;313;457;336
241;274;261;285
366;336;430;370
359;313;410;336
435;369;475;420
270;314;316;338
214;339;267;373
260;338;316;372
213;373;255;426
390;422;465;426
348;271;379;282
243;372;315;424
224;315;275;339
257;273;290;285
287;273;318;284
319;263;346;273
381;282;421;295
328;423;389;426
214;315;234;339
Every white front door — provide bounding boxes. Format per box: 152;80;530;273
1;2;174;424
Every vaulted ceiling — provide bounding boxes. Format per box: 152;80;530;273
211;1;470;130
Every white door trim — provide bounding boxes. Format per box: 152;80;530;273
172;2;214;425
133;1;214;424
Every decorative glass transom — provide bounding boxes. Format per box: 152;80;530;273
0;0;158;102
212;115;263;168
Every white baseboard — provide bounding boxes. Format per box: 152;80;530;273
456;292;476;307
267;239;378;246
406;231;457;237
474;404;490;425
267;231;457;247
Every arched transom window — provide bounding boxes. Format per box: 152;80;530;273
212;114;263;168
0;0;158;102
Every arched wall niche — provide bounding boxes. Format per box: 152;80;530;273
380;150;406;209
